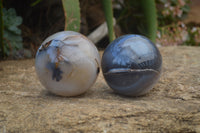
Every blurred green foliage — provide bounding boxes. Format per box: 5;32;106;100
0;0;197;59
184;27;200;46
156;0;190;26
114;0;197;46
2;8;23;56
113;0;157;42
156;0;200;46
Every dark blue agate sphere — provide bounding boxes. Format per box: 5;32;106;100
101;35;162;96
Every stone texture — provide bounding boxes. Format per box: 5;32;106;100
0;46;200;133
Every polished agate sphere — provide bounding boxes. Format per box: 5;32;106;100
35;31;100;96
101;35;162;96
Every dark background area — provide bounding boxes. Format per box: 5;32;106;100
2;0;200;59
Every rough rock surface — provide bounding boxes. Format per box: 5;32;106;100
0;46;200;133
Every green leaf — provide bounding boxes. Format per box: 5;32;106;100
31;0;42;7
62;0;80;32
8;26;21;35
3;8;22;28
13;17;23;26
102;0;116;42
140;0;157;43
4;29;23;47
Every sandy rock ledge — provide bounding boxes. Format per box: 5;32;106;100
0;46;200;132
